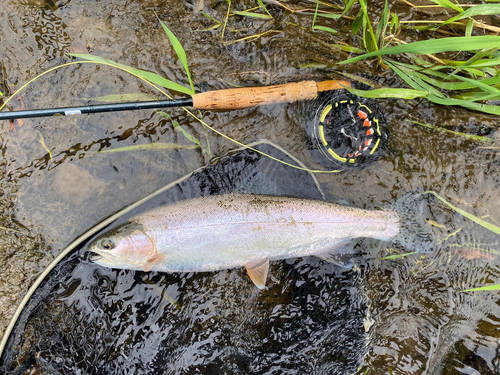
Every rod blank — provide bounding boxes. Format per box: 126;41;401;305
0;98;194;121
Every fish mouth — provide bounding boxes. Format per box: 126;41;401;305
88;247;114;265
90;254;103;262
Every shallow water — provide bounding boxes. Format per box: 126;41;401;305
0;0;499;374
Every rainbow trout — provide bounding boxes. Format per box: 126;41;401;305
88;192;432;288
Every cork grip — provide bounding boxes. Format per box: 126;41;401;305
191;81;320;110
191;80;351;110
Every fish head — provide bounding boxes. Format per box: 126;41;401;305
88;222;156;270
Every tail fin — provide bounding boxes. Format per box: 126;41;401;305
387;189;435;253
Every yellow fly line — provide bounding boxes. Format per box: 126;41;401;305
1;60;343;174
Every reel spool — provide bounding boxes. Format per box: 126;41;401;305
306;91;389;170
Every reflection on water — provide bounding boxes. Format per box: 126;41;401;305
0;0;500;373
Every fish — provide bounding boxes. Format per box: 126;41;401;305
88;191;434;289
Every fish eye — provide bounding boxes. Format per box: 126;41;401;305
100;239;115;250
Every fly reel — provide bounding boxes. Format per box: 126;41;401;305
307;91;389;170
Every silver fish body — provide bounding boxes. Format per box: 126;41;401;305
89;193;400;287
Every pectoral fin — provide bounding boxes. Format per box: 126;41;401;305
314;239;356;268
142;254;159;272
245;258;270;289
142;248;162;272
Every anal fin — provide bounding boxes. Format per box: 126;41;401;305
314;239;356;268
245;258;270;289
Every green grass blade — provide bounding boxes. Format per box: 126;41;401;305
385;60;428;92
342;0;358;14
330;44;365;53
313;25;338;34
428;94;500;115
157;17;195;94
346;86;428;99
312;0;320;30
388;13;399;41
426;0;463;12
448;72;500;94
449;48;499;77
398;65;444;97
69;53;194;96
156;111;202;149
380;252;418;260
460;101;500;115
442;4;500;26
315;13;343;20
408;120;493;143
424;191;500;235
199;11;220;24
352;10;363;36
387;61;443;97
408;69;500;91
462;284;500;292
257;0;273;18
339;36;500;64
440;57;500;68
358;0;378;52
375;0;389;43
412;71;470;91
465;18;473;37
232;11;272;19
453;91;500;101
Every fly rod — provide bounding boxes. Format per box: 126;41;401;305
0;80;350;121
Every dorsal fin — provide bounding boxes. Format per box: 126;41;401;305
245;258;270;289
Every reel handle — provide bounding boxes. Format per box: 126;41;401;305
191;80;351;110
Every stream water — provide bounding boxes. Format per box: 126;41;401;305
0;0;499;374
